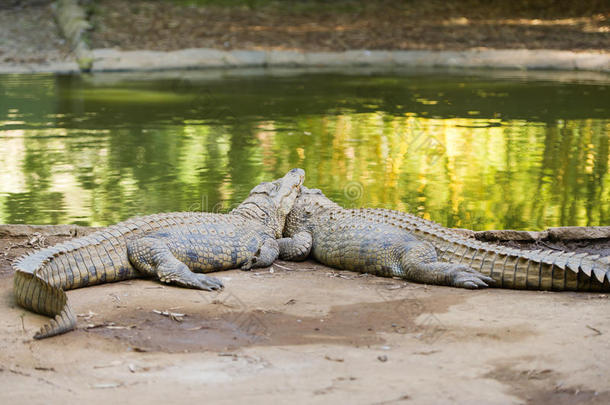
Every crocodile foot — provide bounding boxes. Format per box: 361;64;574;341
450;266;495;289
191;274;224;291
161;265;224;291
240;256;257;271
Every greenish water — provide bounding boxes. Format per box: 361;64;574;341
0;69;608;230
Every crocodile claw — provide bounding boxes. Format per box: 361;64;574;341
240;256;257;271
461;281;481;289
172;272;224;291
451;266;494;289
195;274;224;291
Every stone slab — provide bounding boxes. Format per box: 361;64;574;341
3;48;609;73
547;226;610;241
0;224;96;238
475;230;549;242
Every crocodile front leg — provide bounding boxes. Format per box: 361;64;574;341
241;238;281;270
127;237;224;291
277;231;312;261
399;241;494;289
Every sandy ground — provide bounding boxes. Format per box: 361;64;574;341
0;1;71;65
1;230;609;404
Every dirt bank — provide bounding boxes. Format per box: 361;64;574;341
0;0;71;65
90;0;610;52
1;227;609;404
2;0;609;73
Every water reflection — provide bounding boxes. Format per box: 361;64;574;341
0;70;608;230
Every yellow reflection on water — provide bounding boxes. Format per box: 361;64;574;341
0;130;26;194
272;113;609;230
0;73;608;230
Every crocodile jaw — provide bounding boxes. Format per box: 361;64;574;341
272;168;305;220
232;168;305;237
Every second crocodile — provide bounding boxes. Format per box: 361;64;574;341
279;186;610;291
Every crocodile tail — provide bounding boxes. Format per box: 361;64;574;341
10;220;140;339
12;243;92;338
11;211;220;339
13;269;76;339
432;234;610;291
359;208;610;291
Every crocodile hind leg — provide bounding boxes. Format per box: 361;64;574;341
398;241;494;289
127;237;224;291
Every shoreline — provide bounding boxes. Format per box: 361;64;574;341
2;1;607;75
1;47;609;74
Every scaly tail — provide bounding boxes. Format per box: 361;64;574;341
13;270;76;339
356;208;610;291
12;231;139;338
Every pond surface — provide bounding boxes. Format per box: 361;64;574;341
0;69;608;230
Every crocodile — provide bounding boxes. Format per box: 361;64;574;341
13;168;305;339
279;186;610;291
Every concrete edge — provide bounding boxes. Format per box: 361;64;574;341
0;224;608;242
0;62;80;74
90;48;610;73
1;48;608;74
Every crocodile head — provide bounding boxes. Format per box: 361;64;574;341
283;185;339;237
233;168;305;237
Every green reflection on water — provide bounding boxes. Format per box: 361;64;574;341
0;70;608;230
